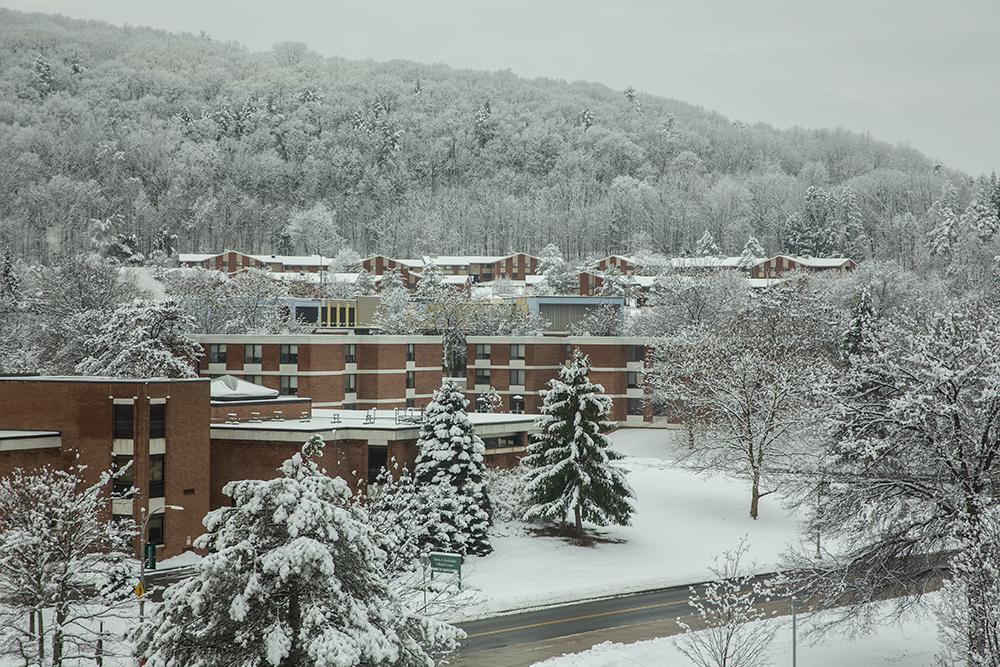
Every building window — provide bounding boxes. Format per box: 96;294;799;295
245;344;262;364
113;404;134;439
509;369;525;386
406;371;415;389
245;375;261;385
510;343;525;360
510;396;525;414
149;403;166;439
475;368;491;386
149;454;165;498
628;345;646;363
627;398;644;416
627;371;641;389
209;344;227;364
483;435;518;449
338;306;348;327
405;398;415;408
346;306;356;327
406;344;415;362
112;454;133;495
345;374;356;393
147;513;164;546
280;344;298;365
345;344;357;364
280;375;298;396
475;344;491;360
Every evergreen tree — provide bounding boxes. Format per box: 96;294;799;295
135;435;461;666
736;235;766;269
354;269;377;295
598;265;629;297
414;379;493;556
414;262;447;303
537;244;577;295
577;107;594;131
0;252;21;317
840;284;875;360
522;350;635;533
695;229;720;257
476;387;503;413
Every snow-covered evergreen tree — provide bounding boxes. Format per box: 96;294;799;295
537;243;577;295
353;268;377;295
372;286;418;335
961;198;999;242
476;387;503;413
522;350;635;533
598;265;628;297
0;251;21;317
135;435;461;666
695;229;720;257
75;299;202;378
840;284;875;360
414;379;493;556
414;262;447;303
736;235;766;269
378;267;406;294
0;465;136;665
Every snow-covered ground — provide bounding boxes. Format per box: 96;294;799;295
458;428;808;619
534;599;941;666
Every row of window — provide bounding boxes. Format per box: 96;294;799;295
473;395;643;415
112;453;165;499
473;369;642;388
113;404;165;439
474;344;646;362
209;344;299;365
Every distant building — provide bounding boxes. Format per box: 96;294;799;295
362;253;542;282
510;294;627;333
178;250;334;274
595;255;639;275
750;255;857;279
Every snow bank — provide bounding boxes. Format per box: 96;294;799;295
457;429;807;619
534;599;941;666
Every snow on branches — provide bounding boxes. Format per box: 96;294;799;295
522;350;635;533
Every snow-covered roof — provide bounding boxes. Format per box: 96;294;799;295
0;430;60;440
784;256;854;268
747;278;789;289
211;408;538;441
668;256;744;269
253;254;333;267
178;253;218;263
210;375;279;401
270;272;362;284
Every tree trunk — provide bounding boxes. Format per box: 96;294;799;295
574;506;583;534
52;605;66;666
750;476;760;520
36;611;44;663
282;591;302;667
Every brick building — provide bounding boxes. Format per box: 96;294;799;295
0;377;211;559
193;334;446;410
465;336;654;424
750;255;856;279
362;253;541;283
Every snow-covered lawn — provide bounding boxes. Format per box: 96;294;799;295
458;428;807;620
534;599;941;666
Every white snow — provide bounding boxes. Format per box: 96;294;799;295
534;598;941;666
157;550;204;570
458;428;806;619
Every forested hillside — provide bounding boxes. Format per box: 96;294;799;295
0;9;994;267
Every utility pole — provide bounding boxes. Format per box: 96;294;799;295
791;596;797;667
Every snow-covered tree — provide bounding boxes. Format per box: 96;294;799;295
736;235;766;269
414;379;493;556
789;302;1000;660
839;284;875;360
75;299;201;378
695;229;720;257
329;248;362;273
372;286;419;335
0;465;136;666
629;270;750;334
353;269;377;295
225;269;292;334
623;86;643;115
961;198;999;242
135;435;461;666
414;262;447;303
0;251;21;317
649;288;832;519
476;387;503;413
677;540;778;667
598;265;629;297
522;350;635;533
536;244;577;295
567;305;625;336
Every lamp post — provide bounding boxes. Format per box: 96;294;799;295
138;504;183;622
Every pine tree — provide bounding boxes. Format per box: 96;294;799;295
0;252;21;317
414;262;447;303
476;387;503;413
736;235;766;269
414;379;493;556
598;265;629;297
354;269;377;295
696;229;720;257
522;350;635;533
577;107;594;131
537;243;577;295
135;435;461;666
840;284;875;360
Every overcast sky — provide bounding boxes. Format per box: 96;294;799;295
6;0;998;175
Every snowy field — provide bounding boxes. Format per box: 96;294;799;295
458;428;808;620
534;599;941;666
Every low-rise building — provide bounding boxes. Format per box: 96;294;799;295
193;334;446;410
465;336;653;425
750;255;856;279
178;250;334;274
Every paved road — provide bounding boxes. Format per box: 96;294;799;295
144;566;198;602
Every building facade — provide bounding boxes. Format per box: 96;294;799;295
750;255;857;279
194;334;446;410
465;336;653;424
0;377;211;559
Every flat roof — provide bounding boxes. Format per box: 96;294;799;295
211;408;538;443
192;334;442;344
465;335;653;345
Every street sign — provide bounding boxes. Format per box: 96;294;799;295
134;582;145;598
428;551;463;574
144;544;156;570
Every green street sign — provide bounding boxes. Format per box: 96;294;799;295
428;552;462;574
144;544;157;570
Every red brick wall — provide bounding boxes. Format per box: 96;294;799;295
210;399;313;423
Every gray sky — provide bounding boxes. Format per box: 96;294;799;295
6;0;999;175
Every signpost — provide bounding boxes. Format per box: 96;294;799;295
419;551;464;611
